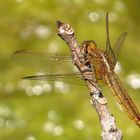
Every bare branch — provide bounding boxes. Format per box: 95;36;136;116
56;20;122;140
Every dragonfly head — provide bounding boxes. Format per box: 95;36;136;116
81;40;97;55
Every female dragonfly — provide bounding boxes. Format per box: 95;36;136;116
12;14;140;127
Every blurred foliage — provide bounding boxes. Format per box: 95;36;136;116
0;0;140;140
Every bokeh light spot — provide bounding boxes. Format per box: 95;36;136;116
15;0;23;3
55;81;70;94
126;73;140;89
94;0;107;5
32;85;43;95
114;61;122;74
48;110;58;120
114;1;126;12
73;119;85;130
42;83;52;93
26;135;36;140
126;126;136;136
34;25;51;39
89;12;100;22
25;86;34;96
48;43;60;53
109;13;117;22
53;126;63;136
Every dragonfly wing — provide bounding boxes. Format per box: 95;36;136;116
12;50;77;73
12;50;104;86
22;72;87;86
105;13;116;64
113;32;127;64
23;72;105;87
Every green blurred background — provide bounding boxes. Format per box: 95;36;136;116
0;0;140;139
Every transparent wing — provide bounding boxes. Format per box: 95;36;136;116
113;32;127;64
105;13;127;67
22;72;87;85
12;50;103;86
105;13;116;64
12;50;77;74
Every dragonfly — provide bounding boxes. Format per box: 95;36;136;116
12;13;140;127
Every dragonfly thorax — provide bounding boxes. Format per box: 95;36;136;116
81;40;114;82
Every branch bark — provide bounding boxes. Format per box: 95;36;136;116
56;20;122;140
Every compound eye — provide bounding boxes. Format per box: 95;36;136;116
81;40;97;55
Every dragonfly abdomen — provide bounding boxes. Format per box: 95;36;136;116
104;71;140;127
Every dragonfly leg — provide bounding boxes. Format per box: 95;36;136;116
90;90;103;97
84;59;91;66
